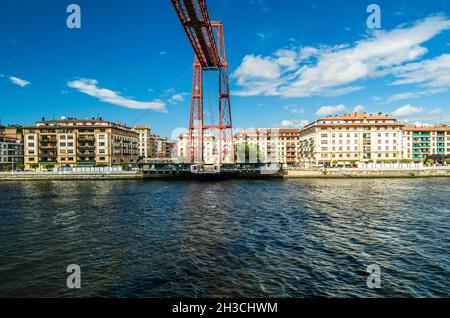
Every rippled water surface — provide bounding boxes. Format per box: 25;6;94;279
0;179;449;297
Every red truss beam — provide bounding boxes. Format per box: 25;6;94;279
171;0;220;69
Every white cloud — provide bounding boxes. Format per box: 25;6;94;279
232;15;450;98
68;78;166;112
390;54;450;88
316;104;347;116
391;104;425;117
386;88;448;102
391;104;445;122
353;105;365;113
159;51;167;56
279;119;309;128
233;55;282;84
170;93;187;104
282;104;305;114
9;76;30;87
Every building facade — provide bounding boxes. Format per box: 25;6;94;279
298;113;403;166
235;128;301;164
133;126;175;161
154;135;175;159
23;118;139;170
133;126;155;159
0;137;23;170
402;125;450;161
177;133;217;164
0;125;24;141
0;125;24;170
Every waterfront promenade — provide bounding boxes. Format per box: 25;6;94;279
1;167;449;180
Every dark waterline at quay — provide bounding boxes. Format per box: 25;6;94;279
0;179;449;297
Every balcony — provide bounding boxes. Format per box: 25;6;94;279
78;136;95;142
78;143;95;150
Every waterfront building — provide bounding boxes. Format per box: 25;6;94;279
153;135;175;159
23;118;139;170
401;124;450;161
0;137;23;170
235;128;302;165
298;113;403;166
133;125;156;159
0;125;24;142
177;133;217;164
133;126;176;160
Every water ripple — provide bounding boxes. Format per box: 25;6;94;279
0;179;449;297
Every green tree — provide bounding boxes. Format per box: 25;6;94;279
31;164;39;170
44;163;55;171
15;164;25;171
400;159;411;164
445;158;450;165
349;160;357;167
332;160;338;167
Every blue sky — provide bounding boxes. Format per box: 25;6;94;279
1;0;449;139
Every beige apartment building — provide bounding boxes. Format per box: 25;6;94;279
0;125;24;141
23;118;139;170
154;135;175;159
133;125;155;159
133;126;175;160
402;124;450;161
298;113;403;166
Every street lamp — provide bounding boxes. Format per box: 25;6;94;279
11;157;15;174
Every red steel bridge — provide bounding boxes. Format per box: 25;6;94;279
171;0;234;165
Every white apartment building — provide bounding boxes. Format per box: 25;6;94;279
298;113;403;166
177;133;218;164
235;128;301;164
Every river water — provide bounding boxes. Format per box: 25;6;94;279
0;179;449;297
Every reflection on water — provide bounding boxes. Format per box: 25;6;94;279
0;179;449;297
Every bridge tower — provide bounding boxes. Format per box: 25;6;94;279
171;0;234;165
